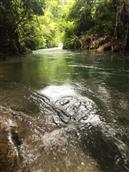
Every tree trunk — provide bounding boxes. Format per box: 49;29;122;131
113;0;129;50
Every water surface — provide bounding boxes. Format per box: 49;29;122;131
0;49;129;172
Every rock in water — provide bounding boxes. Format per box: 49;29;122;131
0;115;22;172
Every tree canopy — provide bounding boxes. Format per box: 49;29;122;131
0;0;129;54
63;0;129;50
0;0;44;54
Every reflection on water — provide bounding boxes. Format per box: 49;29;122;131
40;84;76;101
0;50;129;171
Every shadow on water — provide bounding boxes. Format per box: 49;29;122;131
0;49;129;171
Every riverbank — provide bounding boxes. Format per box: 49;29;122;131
63;33;127;53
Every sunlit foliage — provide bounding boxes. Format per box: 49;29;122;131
0;0;44;54
1;0;129;54
37;0;75;48
0;0;75;54
63;0;129;50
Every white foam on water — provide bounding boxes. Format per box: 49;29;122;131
39;84;76;101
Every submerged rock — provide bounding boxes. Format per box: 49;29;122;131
0;106;102;172
0;88;129;172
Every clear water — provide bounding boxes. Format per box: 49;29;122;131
0;49;129;172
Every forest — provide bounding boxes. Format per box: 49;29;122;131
0;0;129;54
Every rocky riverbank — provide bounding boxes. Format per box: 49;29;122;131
79;33;124;52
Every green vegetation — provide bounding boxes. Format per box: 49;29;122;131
0;0;129;55
35;0;74;49
63;0;129;51
0;0;73;54
0;0;44;54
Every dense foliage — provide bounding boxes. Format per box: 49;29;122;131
63;0;129;51
0;0;45;54
0;0;129;54
38;0;74;48
0;0;73;54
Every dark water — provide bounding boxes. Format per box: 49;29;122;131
0;49;129;172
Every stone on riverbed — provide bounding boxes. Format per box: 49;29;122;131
0;115;22;172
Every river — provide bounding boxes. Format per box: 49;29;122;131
0;49;129;172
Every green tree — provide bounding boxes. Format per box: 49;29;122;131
63;0;129;50
0;0;44;54
36;0;74;48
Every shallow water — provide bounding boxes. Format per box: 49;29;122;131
0;49;129;172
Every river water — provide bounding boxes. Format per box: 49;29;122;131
0;49;129;172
